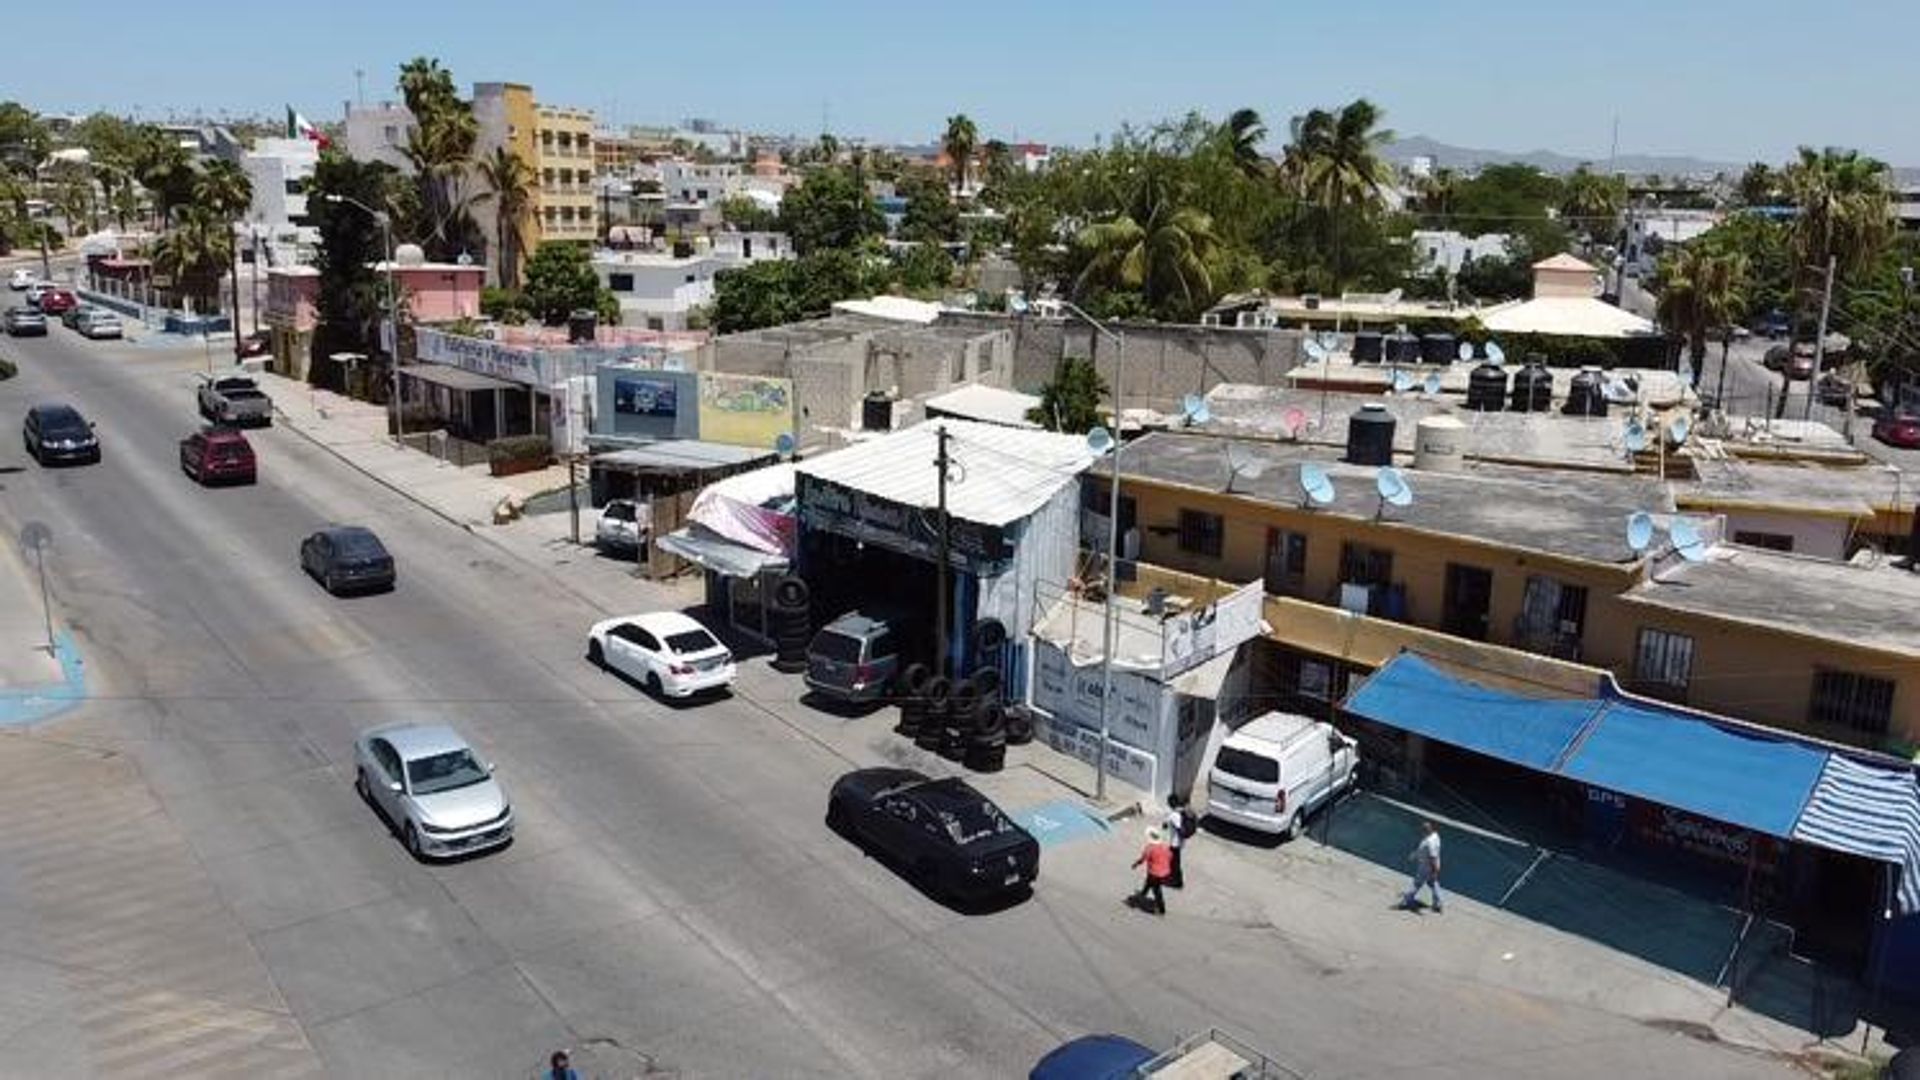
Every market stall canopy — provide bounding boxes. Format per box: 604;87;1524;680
657;524;790;578
688;462;796;557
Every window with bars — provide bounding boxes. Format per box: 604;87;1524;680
1177;509;1224;558
1634;628;1695;695
1338;542;1392;587
1811;669;1896;736
1265;529;1307;594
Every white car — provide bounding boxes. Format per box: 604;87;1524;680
24;281;51;307
594;498;649;557
353;723;514;860
75;310;122;339
7;269;34;291
1206;712;1358;839
587;611;736;698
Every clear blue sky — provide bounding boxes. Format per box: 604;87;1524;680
13;0;1920;165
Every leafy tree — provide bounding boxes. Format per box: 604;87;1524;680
712;260;806;332
310;152;398;384
195;160;252;348
719;194;779;232
1691;211;1794;324
1736;162;1783;207
778;166;883;255
1454;246;1535;302
522;242;615;325
1448;163;1564;238
981;139;1014;192
1280;99;1394;289
898;173;958;242
891;243;954;294
1217;108;1268;180
133;129;198;228
1654;246;1746;387
480;285;531;324
0;102;49;175
1781;146;1892;413
1074;156;1219;320
151;205;232;311
1027;357;1108;433
396;57;483;261
476;146;534;288
942;114;978;193
1559;165;1625;245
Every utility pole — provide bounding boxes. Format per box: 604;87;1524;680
934;425;952;678
1804;255;1836;422
568;455;581;544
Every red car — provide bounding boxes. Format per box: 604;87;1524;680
1874;412;1920;450
35;288;77;315
179;427;258;484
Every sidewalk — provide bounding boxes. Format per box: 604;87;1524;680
0;534;86;727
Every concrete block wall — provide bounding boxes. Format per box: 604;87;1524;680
707;336;791;377
790;338;865;447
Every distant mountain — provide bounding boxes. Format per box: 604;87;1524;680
1383;135;1741;178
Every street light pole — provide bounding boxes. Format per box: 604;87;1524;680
324;193;403;445
1058;300;1124;803
1804;255;1836;423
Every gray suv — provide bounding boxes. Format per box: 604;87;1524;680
804;612;901;705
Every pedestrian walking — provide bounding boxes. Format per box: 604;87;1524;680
1400;820;1443;913
1130;826;1174;915
1163;793;1191;889
545;1049;580;1080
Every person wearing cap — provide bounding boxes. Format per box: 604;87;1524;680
1130;826;1174;915
546;1049;580;1080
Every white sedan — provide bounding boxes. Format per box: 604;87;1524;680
587;611;736;699
353;723;514;860
8;269;34;291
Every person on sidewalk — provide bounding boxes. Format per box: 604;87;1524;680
1401;820;1443;913
545;1049;580;1080
1130;826;1174;915
1163;793;1192;889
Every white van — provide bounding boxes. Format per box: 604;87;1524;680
1205;712;1358;839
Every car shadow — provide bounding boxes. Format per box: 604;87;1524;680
801;690;890;719
588;650;734;710
824;809;1034;915
1200;815;1287;850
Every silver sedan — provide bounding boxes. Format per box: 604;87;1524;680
353;723;514;859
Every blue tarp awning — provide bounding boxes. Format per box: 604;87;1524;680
1344;652;1920;913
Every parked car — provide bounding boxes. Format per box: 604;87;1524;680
300;525;396;594
593;497;649;557
4;306;47;336
23;282;51;308
74;309;122;340
826;767;1039;900
1786;342;1818;380
7;269;33;291
179;426;257;485
1759;309;1791;339
1816;371;1856;407
1873;411;1920;450
353;723;513;860
238;329;270;357
35;288;76;316
22;402;100;465
586;611;736;698
1205;712;1358;840
59;302;93;329
1029;1035;1156;1080
805;612;902;705
197;373;273;426
1762;344;1789;371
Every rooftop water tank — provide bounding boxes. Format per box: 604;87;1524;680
1563;366;1608;417
1509;359;1552;412
1465;363;1507;411
1420;333;1456;366
861;391;894;431
1414;414;1467;473
1385;332;1421;366
1346;403;1397;466
1351;332;1383;364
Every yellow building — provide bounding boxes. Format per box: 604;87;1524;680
535;105;596;245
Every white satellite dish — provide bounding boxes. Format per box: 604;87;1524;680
1486;342;1506;364
1667;415;1691;446
1422;372;1443;396
1623;419;1647;454
1457;341;1474;362
1626;511;1654;553
1391;370;1414;393
1223;444;1271;493
1375;465;1413;509
1086;426;1114;455
1299;461;1336;507
1304;339;1329;363
1668;517;1709;561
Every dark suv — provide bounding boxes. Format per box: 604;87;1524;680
805;612;902;705
23;403;101;465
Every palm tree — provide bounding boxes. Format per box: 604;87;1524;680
476;146;534;289
1655;247;1746;393
196;160;252;351
1282;99;1394;290
1217;108;1268;180
151;204;232;313
1074;158;1219;320
1559;165;1624;246
134;133;195;228
942;114;978;195
1780;146;1892;414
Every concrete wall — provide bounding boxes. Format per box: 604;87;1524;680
1715;510;1853;562
790;338;865;446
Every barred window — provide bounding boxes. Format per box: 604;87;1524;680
1177;509;1223;558
1811;669;1895;736
1634;628;1694;692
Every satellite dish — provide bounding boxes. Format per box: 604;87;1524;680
1391;370;1414;393
1375;466;1413;508
1281;406;1307;439
1182;393;1203;416
774;432;796;456
1667;415;1691;446
1669;517;1709;561
1224;443;1271;489
1299;461;1336;506
1384;288;1404;304
1623;419;1647;454
1486;342;1506;364
1457;341;1474;362
1190;400;1211;424
1086;426;1114;455
1626;511;1654;553
1422;372;1443;396
1304;339;1329;363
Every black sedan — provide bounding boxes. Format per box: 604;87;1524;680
23;403;100;465
827;768;1039;901
300;526;397;595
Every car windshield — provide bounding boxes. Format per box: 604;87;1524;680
920;790;1015;847
665;628;719;654
406;749;489;795
42;411;87;437
811;631;862;664
603;503;634;522
334;532;386;557
1215;746;1280;784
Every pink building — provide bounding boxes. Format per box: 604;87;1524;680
379;258;486;323
265;267;321;379
263;255;483;381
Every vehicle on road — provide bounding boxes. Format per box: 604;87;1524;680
179;427;257;485
1029;1035;1155;1079
1205;712;1358;840
593;497;649;557
197;373;273;426
35;288;76;316
354;723;514;860
7;269;33;291
3;306;47;336
1759;309;1790;339
1762;344;1788;371
1873;411;1920;450
74;309;122;340
59;302;93;329
826;767;1039;901
587;611;736;698
238;329;270;357
1817;372;1857;407
300;525;396;594
1786;342;1817;380
23;282;52;308
22;402;101;465
1033;1029;1292;1080
805;611;902;705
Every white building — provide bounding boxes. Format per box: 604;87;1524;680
1412;229;1511;276
343;103;417;173
241;137;322;267
593;231;791;330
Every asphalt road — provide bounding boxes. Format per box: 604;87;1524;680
0;322;1799;1078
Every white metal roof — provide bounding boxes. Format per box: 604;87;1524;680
797;418;1096;527
923;384;1041;428
1479;296;1656;338
829;295;943;324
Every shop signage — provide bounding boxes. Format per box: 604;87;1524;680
1032;708;1156;792
613;375;678;417
1626;800;1780;874
797;474;1011;571
415;327;545;386
1032;642;1164;750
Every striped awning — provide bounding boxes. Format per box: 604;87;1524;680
1793;755;1920;914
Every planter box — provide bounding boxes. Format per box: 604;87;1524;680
490;456;549;477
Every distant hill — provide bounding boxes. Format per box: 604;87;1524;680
1383;135;1741;179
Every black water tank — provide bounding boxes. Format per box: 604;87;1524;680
1352;331;1383;363
1385;332;1421;365
1466;363;1508;411
568;309;597;343
861;391;893;431
1421;333;1457;366
1563;367;1608;417
1509;360;1553;412
1346;403;1396;465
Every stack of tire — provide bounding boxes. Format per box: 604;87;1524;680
941;679;979;761
962;667;1008;773
768;575;812;673
895;663;932;738
914;676;951;753
1003;703;1035;747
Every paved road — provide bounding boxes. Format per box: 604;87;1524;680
0;325;1800;1077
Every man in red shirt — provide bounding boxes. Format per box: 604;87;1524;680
1130;827;1174;915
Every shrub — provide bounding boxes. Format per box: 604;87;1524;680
0;356;15;381
487;434;552;464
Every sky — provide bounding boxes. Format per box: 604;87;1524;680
9;0;1920;166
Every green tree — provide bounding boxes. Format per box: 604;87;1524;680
476;146;534;288
712;260;805;332
942;114;978;194
1781;146;1893;413
133;129;197;228
891;243;954;294
1074;156;1220;320
778;166;883;255
194;159;253;347
981;139;1014;192
1736;162;1782;207
522;242;614;325
898;173;958;242
396;57;483;261
1216;108;1268;180
1559;165;1625;245
1655;246;1746;387
1280;99;1394;290
719;194;779;232
151;204;232;311
0;102;50;176
310;152;397;385
1027;357;1108;433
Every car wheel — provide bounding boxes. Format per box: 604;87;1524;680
1286;809;1305;841
646;671;663;698
403;822;424;860
355;768;371;803
825;799;850;836
587;638;605;669
324;570;339;594
914;858;942;896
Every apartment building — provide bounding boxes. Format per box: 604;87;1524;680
472;83;596;283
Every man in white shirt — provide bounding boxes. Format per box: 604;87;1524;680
1162;793;1189;888
1401;820;1443;913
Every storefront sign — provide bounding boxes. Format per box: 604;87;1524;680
798;474;1011;572
1032;642;1164;752
614;375;678;417
1160;579;1266;680
1032;708;1156;792
1627;800;1781;874
415;327;545;386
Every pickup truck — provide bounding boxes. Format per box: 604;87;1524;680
197;374;273;427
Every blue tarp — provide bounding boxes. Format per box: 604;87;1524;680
1342;654;1599;771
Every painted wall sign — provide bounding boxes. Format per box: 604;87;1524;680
797;473;1010;572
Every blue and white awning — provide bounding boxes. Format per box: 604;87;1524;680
1793;754;1920;914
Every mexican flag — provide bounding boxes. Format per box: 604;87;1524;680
286;107;331;149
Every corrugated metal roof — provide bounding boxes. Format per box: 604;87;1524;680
924;384;1041;429
797;419;1096;528
594;440;772;471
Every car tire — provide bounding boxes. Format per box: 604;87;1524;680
324;571;339;594
1285;810;1305;841
772;575;809;611
825;799;849;836
646;672;663;698
403;822;424;860
354;768;370;803
587;638;605;669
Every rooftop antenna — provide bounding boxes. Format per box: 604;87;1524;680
1180;393;1212;428
1304;335;1333;435
1374;465;1413;519
1626;510;1654;554
1298;461;1336;508
1223;443;1271;494
355;68;366;107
